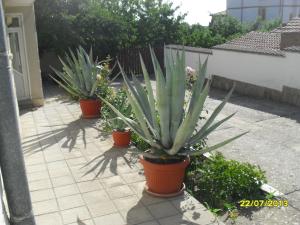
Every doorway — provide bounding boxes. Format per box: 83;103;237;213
7;14;31;101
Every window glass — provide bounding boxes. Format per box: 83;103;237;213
8;32;23;73
6;16;20;28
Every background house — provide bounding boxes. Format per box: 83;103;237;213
165;18;300;106
227;0;300;23
4;0;44;107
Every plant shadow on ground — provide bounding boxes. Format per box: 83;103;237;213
81;146;139;178
22;117;102;156
76;217;88;225
124;192;224;225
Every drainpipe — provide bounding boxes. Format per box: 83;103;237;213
0;2;36;225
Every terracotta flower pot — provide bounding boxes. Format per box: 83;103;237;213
79;99;101;119
112;129;131;147
140;156;190;197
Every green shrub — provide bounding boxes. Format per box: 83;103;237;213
131;132;151;152
185;153;266;210
101;88;132;132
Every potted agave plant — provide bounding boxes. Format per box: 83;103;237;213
50;46;111;119
101;48;247;197
101;89;132;147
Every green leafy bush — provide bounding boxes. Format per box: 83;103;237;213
186;153;266;210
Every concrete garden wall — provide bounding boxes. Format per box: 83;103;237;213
165;44;300;106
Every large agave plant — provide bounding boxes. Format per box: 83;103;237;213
50;46;110;99
101;48;247;158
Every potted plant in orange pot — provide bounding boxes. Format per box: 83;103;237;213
101;89;132;147
101;48;247;197
50;46;112;119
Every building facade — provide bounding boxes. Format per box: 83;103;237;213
165;18;300;106
4;0;44;107
227;0;300;23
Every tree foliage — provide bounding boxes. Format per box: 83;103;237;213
35;0;282;57
35;0;184;57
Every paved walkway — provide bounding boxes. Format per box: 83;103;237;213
206;89;300;225
20;84;222;225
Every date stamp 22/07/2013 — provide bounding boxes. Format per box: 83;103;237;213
239;200;288;207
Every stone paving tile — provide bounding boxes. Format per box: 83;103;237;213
30;188;55;203
139;194;166;206
66;157;88;166
120;206;154;224
27;171;50;182
44;153;65;163
48;167;72;178
106;185;135;199
35;212;63;225
32;199;59;215
147;201;179;219
120;171;145;184
87;201;118;218
82;190;110;205
183;209;218;225
67;219;95;225
100;175;126;188
29;179;52;191
137;221;160;225
57;194;85;210
93;213;126;225
26;163;48;173
51;175;75;188
113;195;142;211
61;206;91;224
158;214;191;225
25;152;45;166
170;193;207;213
77;180;103;193
61;149;83;159
54;184;80;198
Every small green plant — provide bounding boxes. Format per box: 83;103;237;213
204;202;221;216
101;88;132;132
185;153;267;211
50;46;112;100
131;132;151;151
265;191;276;200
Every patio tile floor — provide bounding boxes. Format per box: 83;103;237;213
20;85;222;225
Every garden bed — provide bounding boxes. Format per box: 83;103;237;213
131;133;272;223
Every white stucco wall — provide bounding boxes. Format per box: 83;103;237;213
164;45;300;92
164;47;213;78
211;50;284;91
284;51;300;90
211;49;300;91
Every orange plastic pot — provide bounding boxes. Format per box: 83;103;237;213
140;156;190;196
112;129;131;147
79;99;101;119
